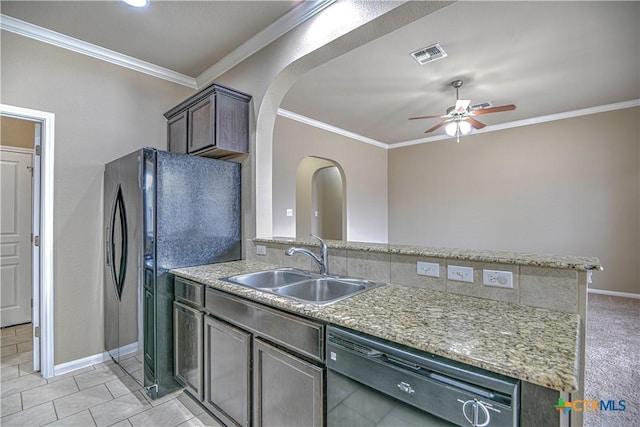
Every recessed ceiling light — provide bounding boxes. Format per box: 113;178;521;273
122;0;148;8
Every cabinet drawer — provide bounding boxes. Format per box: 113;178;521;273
175;277;204;308
205;288;324;362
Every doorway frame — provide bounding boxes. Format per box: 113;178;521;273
1;104;55;378
295;156;347;240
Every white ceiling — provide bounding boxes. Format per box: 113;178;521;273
0;0;300;76
2;1;639;145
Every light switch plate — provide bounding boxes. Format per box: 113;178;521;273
286;209;293;217
256;245;267;256
447;265;474;283
417;261;439;278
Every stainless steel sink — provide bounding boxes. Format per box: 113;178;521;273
223;268;385;305
225;268;313;289
274;278;366;303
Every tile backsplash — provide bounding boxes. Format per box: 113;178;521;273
246;239;588;315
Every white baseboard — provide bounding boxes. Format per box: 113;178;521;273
54;351;110;376
588;288;640;299
53;342;139;377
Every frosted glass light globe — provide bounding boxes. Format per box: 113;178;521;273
458;120;472;135
445;122;458;136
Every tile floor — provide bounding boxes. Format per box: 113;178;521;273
0;324;222;427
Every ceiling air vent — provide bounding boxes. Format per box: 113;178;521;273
410;43;447;65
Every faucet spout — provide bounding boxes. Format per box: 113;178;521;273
285;235;329;275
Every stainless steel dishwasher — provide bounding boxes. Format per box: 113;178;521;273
327;326;519;427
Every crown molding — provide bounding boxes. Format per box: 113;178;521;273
278;100;640;150
196;0;336;88
389;99;640;149
0;14;198;89
277;108;388;149
1;1;335;90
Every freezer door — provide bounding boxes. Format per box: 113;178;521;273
104;161;119;360
103;150;143;375
117;151;143;365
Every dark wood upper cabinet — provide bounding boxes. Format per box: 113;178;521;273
167;111;188;154
164;83;251;160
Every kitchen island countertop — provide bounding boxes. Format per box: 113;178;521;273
171;260;581;392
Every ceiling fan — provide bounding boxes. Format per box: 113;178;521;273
409;80;516;142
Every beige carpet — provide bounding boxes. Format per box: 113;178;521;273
583;294;639;427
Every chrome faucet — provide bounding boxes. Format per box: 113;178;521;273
285;234;329;275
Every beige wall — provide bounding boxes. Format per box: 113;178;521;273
388;108;640;295
273;116;388;243
1;116;35;149
316;166;343;239
1;32;194;364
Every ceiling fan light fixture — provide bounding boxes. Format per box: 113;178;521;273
445;120;472;138
458;120;472;135
445;121;458;137
122;0;148;8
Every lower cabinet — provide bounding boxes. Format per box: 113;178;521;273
253;338;324;427
173;301;203;400
202;288;325;427
173;282;325;427
204;316;251;427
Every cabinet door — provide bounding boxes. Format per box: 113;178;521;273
204;316;251;427
173;301;203;399
167;111;188;154
215;92;249;154
253;338;324;427
188;95;215;153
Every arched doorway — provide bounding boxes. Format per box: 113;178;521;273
295;157;345;240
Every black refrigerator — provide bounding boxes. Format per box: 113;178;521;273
104;148;240;398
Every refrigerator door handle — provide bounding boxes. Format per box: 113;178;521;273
110;185;128;301
105;226;111;266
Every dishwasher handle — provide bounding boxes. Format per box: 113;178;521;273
431;373;497;401
381;354;422;371
328;333;384;358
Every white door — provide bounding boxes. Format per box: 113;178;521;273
0;148;33;327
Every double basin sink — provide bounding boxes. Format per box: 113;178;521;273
223;268;385;306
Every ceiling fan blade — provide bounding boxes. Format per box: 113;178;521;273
424;120;449;133
466;117;486;129
471;104;516;116
454;99;471;113
409;114;444;120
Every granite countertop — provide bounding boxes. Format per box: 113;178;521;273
171;260;581;393
255;238;603;271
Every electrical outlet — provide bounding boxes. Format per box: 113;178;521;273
483;270;513;288
447;265;474;283
417;261;439;278
256;245;267;256
286;209;293;217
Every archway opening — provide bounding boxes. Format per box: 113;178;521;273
295;157;345;240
